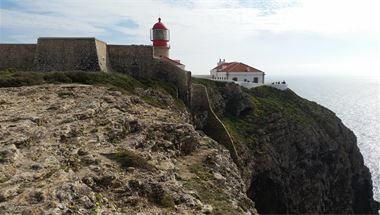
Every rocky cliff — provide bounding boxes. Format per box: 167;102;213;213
1;71;378;214
0;73;256;214
193;79;379;214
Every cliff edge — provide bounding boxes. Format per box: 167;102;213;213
0;72;255;214
0;71;378;214
193;78;379;214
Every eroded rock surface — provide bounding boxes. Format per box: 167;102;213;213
0;85;256;214
197;81;379;214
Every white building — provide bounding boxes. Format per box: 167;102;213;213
210;59;265;88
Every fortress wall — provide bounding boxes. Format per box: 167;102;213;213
108;45;153;77
151;60;191;106
108;44;191;105
95;39;111;73
0;44;36;71
0;39;191;105
34;38;102;72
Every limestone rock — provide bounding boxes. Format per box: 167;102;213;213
0;84;255;214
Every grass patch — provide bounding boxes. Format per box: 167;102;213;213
140;79;178;98
188;163;213;180
184;162;241;214
0;70;142;93
192;77;225;90
156;194;175;208
103;150;154;171
0;70;187;110
0;151;7;163
0;175;11;183
140;95;164;108
221;86;320;149
192;78;330;153
139;79;187;110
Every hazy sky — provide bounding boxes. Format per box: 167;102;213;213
0;0;379;76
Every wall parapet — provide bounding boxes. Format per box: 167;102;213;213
34;38;109;72
0;44;36;71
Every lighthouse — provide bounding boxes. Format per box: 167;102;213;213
150;17;170;58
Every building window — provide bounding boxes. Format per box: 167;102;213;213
232;77;238;81
253;77;258;83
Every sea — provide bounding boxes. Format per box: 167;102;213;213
267;75;380;203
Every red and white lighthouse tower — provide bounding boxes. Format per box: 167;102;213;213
150;17;170;58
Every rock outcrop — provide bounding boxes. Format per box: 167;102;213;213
0;84;256;214
1;71;378;214
193;79;379;214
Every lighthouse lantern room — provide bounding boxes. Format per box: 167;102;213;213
151;18;170;58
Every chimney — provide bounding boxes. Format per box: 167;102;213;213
217;58;223;66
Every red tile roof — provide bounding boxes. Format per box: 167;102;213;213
159;56;184;66
213;62;263;73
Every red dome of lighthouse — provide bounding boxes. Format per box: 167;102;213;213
152;18;167;30
150;17;170;48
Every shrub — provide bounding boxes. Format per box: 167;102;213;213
0;151;6;162
157;194;175;208
0;71;141;92
103;150;154;171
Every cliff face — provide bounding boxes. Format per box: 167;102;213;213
0;84;255;214
1;71;378;214
195;79;379;214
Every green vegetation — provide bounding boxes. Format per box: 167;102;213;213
155;194;175;208
0;175;11;183
0;151;6;163
0;70;141;92
140;79;177;98
139;79;186;110
184;162;241;214
192;77;225;89
188;163;213;179
222;86;325;148
104;126;129;144
103;150;154;171
193;78;329;152
0;70;187;109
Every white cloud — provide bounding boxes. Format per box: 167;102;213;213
0;0;379;75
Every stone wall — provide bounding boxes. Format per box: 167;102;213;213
151;60;191;106
34;38;106;72
107;45;153;77
0;44;36;71
95;39;112;73
0;38;191;105
108;45;191;105
191;83;240;167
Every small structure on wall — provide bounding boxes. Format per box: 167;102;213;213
151;17;170;58
150;18;185;70
210;59;265;88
